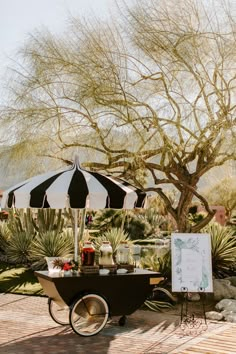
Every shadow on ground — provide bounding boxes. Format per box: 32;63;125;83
0;325;114;354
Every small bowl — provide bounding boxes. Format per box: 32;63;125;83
117;268;128;274
99;269;110;275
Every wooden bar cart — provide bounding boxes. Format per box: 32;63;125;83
35;269;163;337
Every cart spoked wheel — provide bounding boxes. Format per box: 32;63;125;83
48;298;70;325
118;315;126;326
69;294;109;336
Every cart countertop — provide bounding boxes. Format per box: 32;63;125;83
35;268;162;280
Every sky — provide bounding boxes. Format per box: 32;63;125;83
0;0;130;188
0;0;119;83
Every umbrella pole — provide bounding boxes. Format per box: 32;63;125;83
74;209;78;262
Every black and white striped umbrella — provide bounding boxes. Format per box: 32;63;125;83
1;156;147;260
1;157;147;210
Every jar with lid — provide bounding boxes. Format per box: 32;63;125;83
81;241;95;266
99;241;114;266
116;241;130;265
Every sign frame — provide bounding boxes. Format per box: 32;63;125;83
171;233;213;293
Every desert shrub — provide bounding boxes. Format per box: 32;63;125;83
30;229;74;269
6;231;35;264
202;222;236;278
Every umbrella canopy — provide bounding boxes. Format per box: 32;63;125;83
1;156;147;261
1;157;147;210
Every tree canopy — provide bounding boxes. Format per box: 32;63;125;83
1;0;236;231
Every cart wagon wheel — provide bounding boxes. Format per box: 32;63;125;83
48;298;70;325
69;293;109;336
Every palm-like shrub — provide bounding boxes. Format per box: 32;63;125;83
30;229;74;269
202;222;236;278
6;231;35;264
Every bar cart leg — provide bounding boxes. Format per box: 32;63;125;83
119;315;126;326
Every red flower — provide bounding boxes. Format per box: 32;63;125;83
63;262;73;271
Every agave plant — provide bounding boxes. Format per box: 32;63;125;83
202;222;236;278
144;284;177;312
30;229;74;269
6;231;35;264
144;299;173;312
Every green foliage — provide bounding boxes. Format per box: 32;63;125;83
2;209;69;267
92;208;167;240
202;222;236;278
124;215;152;240
141;208;167;234
0;262;43;295
7;209;36;236
203;176;236;219
140;248;175;312
6;231;34;264
30;229;74;269
144;297;173;312
140;249;171;283
6;209;65;236
144;285;177;312
0;221;11;253
92;227;131;263
157;251;171;281
140;252;160;272
92;210;124;232
188;205;206;225
32;209;65;234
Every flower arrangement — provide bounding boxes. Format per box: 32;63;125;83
52;258;76;271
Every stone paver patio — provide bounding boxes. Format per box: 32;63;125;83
0;293;236;353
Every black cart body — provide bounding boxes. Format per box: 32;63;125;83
35;269;163;335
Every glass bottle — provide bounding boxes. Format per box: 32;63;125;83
81;241;95;266
99;241;114;266
116;241;130;265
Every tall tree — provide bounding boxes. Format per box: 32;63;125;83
0;0;235;231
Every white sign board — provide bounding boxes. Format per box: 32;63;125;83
171;233;213;293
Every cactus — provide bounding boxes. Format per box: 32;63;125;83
6;209;65;239
35;209;64;234
7;209;36;236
